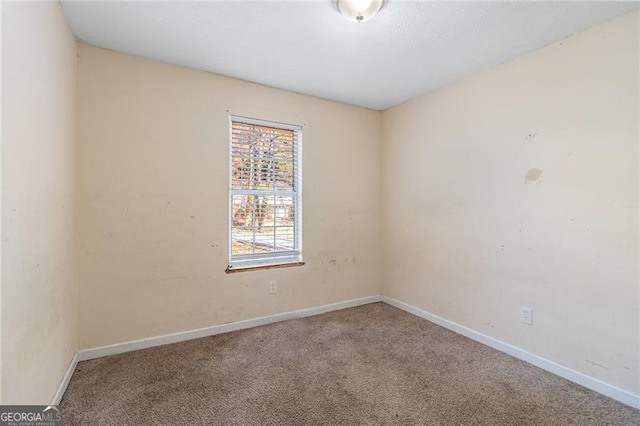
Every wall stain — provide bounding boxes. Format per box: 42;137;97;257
525;168;543;182
585;360;609;370
160;276;187;281
525;133;538;140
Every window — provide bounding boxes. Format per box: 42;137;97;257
227;116;302;271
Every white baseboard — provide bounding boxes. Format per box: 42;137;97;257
78;295;382;362
64;294;639;410
51;352;78;405
382;296;640;409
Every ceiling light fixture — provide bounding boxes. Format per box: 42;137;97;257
336;0;384;23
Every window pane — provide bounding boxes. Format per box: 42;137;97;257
232;194;297;255
231;194;284;254
231;122;294;191
254;226;276;252
275;226;295;251
272;195;295;225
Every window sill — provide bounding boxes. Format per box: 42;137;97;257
225;262;305;274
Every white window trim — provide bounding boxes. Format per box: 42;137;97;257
227;115;303;271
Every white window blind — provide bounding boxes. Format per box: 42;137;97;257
228;116;302;270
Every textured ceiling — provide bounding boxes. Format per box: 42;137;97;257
61;1;638;111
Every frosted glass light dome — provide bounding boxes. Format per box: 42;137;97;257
336;0;384;23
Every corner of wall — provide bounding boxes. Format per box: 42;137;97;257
1;0;80;404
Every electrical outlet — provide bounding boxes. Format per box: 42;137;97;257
520;306;533;325
269;280;277;295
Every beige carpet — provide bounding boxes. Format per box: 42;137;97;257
61;303;639;425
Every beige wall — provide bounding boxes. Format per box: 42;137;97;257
76;44;382;349
1;1;77;403
382;11;639;394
